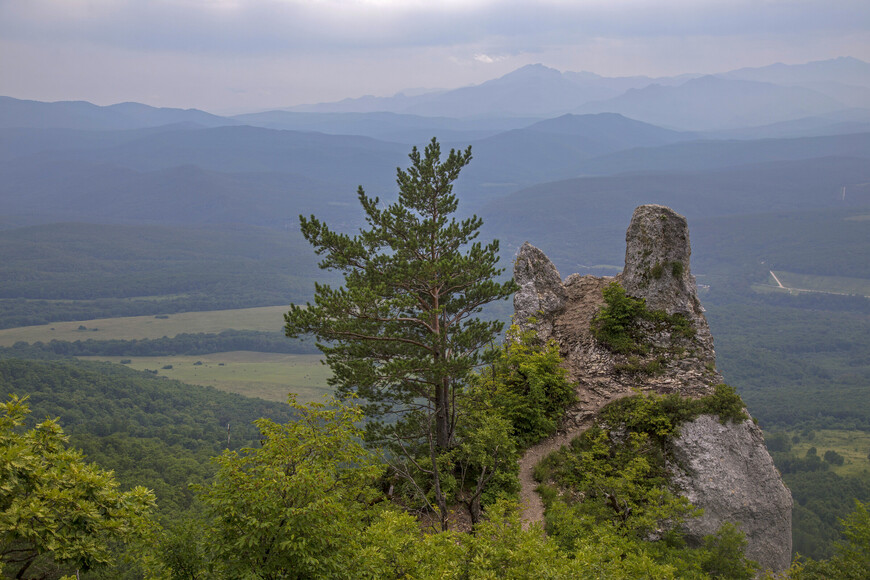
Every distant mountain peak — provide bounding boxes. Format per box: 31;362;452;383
490;63;563;83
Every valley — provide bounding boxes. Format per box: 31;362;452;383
0;305;289;345
2;56;870;574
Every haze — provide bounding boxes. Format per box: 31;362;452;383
2;0;869;113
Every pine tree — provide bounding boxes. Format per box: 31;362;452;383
285;138;516;452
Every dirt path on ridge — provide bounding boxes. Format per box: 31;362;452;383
518;417;595;530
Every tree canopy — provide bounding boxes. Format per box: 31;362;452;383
0;395;155;579
284;138;516;451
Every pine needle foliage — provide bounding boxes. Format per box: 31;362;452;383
284;138;517;451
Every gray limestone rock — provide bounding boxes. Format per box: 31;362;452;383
621;204;719;372
512;206;721;407
513;242;567;342
622;204;699;317
514;204;792;573
669;415;793;572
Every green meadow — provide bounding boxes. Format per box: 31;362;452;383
0;305;290;346
767;271;870;297
80;352;331;403
788;429;870;478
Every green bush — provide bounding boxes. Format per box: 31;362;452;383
474;325;576;447
591;282;696;358
700;522;759;579
698;384;749;424
591;282;650;354
824;450;845;466
596;385;747;443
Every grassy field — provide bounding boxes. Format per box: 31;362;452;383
0;305;290;346
788;429;870;478
80;352;332;403
765;271;870;297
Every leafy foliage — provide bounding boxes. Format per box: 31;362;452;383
0;395;155;579
438;403;519;525
598;385;748;438
700;522;758;580
380;324;580;527
0;359;294;514
591;282;695;358
529;391;760;578
195;397;383;580
538;424;698;541
474;326;576;447
590;282;650;354
536;385;746;538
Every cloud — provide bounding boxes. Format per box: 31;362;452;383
3;0;868;56
1;0;868;110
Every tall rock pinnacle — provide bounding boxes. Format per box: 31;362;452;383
622;204;699;316
513;204;793;573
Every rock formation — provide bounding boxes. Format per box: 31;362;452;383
514;204;793;573
514;204;723;424
669;416;794;571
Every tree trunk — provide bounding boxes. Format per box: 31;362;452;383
469;494;482;526
435;379;450;450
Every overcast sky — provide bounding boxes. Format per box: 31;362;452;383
1;0;868;114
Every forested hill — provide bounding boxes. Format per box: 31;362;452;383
0;358;295;513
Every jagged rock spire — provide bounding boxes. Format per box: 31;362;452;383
513;242;566;342
512;204;792;574
622;204;700;316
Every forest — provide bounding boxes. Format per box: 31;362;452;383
3;138;869;579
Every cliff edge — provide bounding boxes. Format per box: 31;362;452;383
514;204;792;572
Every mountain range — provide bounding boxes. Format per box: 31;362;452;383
3;57;869;136
1;56;869;266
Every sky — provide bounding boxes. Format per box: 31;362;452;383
1;0;869;114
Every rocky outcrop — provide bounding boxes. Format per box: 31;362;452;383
514;205;723;427
514;204;792;573
622;204;699;316
621;204;718;363
669;416;794;572
513;242;566;343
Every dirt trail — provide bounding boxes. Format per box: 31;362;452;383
518;417;594;529
769;270;785;288
518;393;625;529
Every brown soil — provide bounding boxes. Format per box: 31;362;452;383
518;421;591;529
518;393;626;530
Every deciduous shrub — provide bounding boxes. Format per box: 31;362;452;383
591;282;695;358
475;326;576;447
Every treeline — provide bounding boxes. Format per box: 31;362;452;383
693;207;870;280
763;431;870;559
706;303;870;432
788;471;870;561
0;358;295;513
0;221;337;328
2;330;319;357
